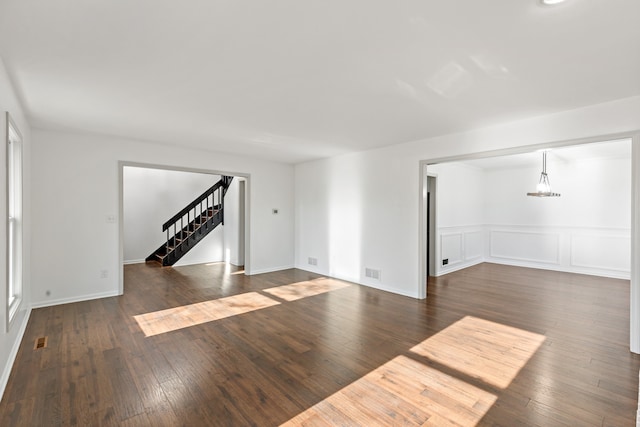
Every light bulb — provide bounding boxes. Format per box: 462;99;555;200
537;182;550;193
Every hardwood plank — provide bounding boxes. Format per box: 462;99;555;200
1;262;639;426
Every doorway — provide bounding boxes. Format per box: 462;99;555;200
118;162;250;294
426;175;436;279
418;132;640;353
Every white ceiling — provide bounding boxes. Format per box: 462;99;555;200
0;0;638;164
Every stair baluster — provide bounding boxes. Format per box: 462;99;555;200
146;176;234;266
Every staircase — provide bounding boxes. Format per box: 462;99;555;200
146;176;233;266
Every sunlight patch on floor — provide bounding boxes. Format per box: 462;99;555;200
283;316;545;426
282;354;497;426
263;278;350;302
410;316;546;389
134;292;280;337
134;278;351;337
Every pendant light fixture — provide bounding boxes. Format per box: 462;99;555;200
527;151;560;197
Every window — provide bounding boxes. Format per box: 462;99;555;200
6;112;22;329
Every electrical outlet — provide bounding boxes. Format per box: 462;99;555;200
106;215;117;223
308;257;318;266
272;209;279;215
442;258;449;266
100;269;108;279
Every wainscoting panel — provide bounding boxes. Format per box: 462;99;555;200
464;231;483;261
441;233;463;266
436;227;485;275
490;230;560;265
436;225;630;279
571;233;630;273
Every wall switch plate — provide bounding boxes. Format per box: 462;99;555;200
106;215;117;223
272;209;279;215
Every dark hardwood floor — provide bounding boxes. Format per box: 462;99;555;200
1;262;639;426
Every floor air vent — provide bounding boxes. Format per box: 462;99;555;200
34;336;48;350
365;268;381;280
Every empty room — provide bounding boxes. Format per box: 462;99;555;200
1;0;640;426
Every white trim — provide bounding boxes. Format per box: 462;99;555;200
435;258;484;276
5;112;23;332
483;223;631;232
295;267;421;298
439;225;487;231
418;165;427;299
0;307;31;401
485;259;630;280
637;370;640;427
246;264;295;275
630;133;640;353
123;259;146;265
355;280;419;298
30;290;120;309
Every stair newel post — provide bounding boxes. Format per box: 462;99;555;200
180;216;184;240
221;185;225;225
166;228;169;254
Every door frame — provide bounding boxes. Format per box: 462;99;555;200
418;131;640;353
117;161;251;295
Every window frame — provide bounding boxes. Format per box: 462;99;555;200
6;112;23;331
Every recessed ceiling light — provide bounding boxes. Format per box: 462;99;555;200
540;0;566;5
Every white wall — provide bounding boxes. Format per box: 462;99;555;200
123;167;225;266
295;152;417;296
428;154;631;278
484;157;630;228
295;95;640;298
30;129;294;307
0;57;32;399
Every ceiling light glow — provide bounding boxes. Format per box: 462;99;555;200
540;0;566;5
527;151;560;197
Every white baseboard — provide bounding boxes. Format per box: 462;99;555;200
484;257;630;280
0;306;31;401
246;265;294;275
31;290;121;309
294;266;421;299
123;259;146;265
435;258;484;277
356;280;420;299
